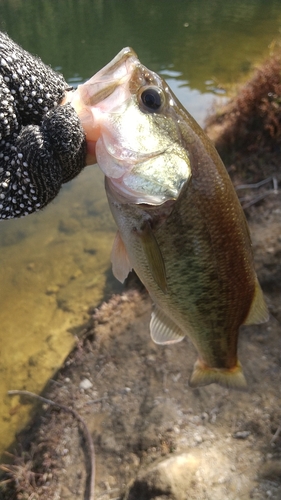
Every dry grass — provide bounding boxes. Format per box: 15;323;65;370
206;52;281;171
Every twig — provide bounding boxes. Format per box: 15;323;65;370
235;176;277;191
240;191;276;208
271;425;281;444
8;390;95;500
235;176;278;209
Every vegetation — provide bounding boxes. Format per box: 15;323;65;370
206;52;281;179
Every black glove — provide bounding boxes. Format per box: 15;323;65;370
0;31;87;220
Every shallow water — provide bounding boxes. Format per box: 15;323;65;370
0;0;281;457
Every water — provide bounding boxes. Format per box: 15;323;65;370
0;0;280;457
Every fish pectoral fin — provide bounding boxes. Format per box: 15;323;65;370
111;231;132;283
243;278;269;325
150;306;185;344
189;359;247;390
137;222;167;293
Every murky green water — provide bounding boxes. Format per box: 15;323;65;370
0;0;281;457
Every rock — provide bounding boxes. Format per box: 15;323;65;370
79;378;93;390
58;218;80;234
124;447;256;500
124;453;200;500
46;285;60;295
233;430;251;439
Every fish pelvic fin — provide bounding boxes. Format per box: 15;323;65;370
111;231;132;283
150;305;185;345
189;359;247;390
243;278;269;325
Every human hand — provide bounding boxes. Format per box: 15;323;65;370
0;32;89;219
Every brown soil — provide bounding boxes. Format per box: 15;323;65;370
0;56;281;500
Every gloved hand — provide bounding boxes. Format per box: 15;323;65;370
0;31;93;220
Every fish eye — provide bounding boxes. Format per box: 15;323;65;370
139;86;164;112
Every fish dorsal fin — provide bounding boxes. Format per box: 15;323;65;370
243;278;269;325
138;222;167;293
111;231;132;283
150;306;185;344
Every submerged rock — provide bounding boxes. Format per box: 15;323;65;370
124;453;200;500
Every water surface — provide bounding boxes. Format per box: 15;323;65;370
0;0;281;457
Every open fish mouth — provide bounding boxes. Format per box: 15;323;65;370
78;47;140;107
79;46;163;107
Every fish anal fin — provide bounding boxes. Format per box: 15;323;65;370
137;222;167;293
150;306;185;345
244;279;269;325
111;231;132;283
189;359;247;390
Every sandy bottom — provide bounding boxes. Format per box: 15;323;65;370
0;165;123;456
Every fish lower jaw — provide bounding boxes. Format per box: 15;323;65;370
106;177;169;206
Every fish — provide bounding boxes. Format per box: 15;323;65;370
68;48;268;389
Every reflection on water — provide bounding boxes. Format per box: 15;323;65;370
0;0;281;457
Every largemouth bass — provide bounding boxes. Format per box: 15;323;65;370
68;48;268;389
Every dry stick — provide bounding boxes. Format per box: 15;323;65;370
235;176;277;191
8;390;95;500
271;425;281;444
235;176;278;209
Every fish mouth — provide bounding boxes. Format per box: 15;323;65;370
78;46;161;109
78;47;140;106
79;48;189;205
79;47;174;205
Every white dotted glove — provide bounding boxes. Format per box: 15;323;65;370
0;32;87;219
